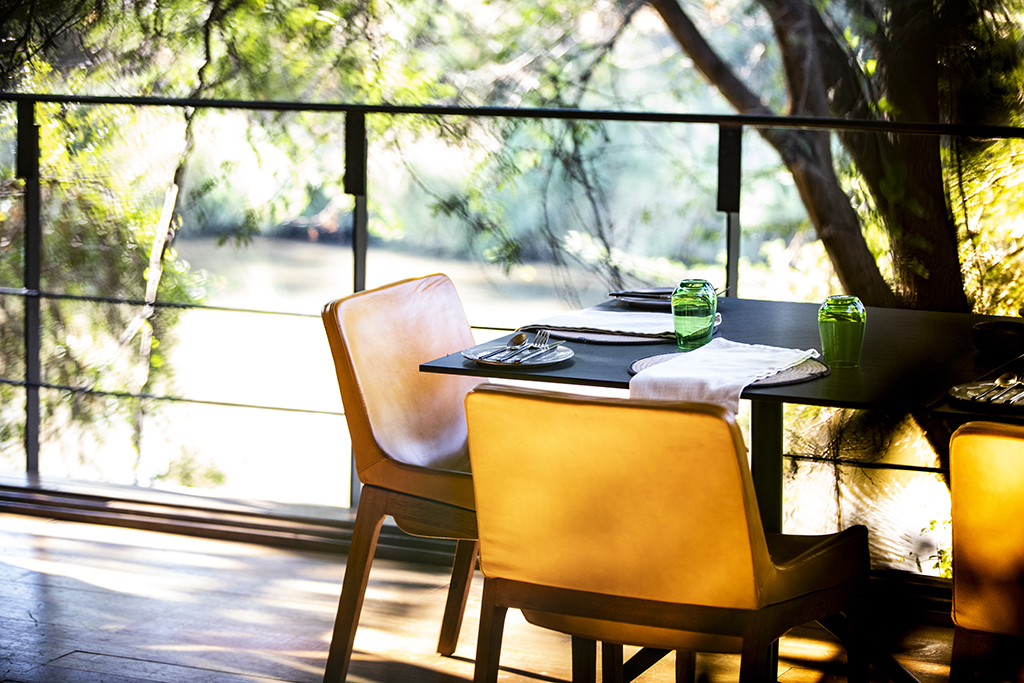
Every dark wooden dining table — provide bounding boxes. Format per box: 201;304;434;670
422;296;1022;534
422;295;1024;682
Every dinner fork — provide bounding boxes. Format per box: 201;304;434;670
503;330;549;361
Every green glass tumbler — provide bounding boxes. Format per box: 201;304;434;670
818;295;866;368
671;279;717;351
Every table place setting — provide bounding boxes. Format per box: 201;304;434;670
629;338;823;415
457;280;876;401
623;287;863;414
940;322;1024;412
488;279;728;345
517;306;722;343
607;286;674;311
517;306;678;343
607;284;731;311
948;364;1024;410
461;329;574;367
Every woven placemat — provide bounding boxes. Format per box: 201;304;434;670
629;354;831;387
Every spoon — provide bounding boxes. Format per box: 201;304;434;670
477;332;528;360
989;374;1023;402
975;372;1018;401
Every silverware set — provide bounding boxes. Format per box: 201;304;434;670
974;372;1024;404
481;330;562;363
477;332;528;360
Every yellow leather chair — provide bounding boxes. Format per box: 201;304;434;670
320;274;483;682
465;384;870;683
949;421;1024;682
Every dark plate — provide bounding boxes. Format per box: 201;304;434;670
608;287;674;299
609;295;671;311
949;379;1024;409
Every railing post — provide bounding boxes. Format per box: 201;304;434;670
16;99;41;473
343;110;369;508
345;111;368;295
717;125;742;297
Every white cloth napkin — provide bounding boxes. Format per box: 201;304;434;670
629;338;819;414
523;307;675;338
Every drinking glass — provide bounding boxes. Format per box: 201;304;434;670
671;279;717;351
818;295;866;367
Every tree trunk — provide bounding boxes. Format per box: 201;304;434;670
774;129;903;308
873;0;970;312
651;0;973;312
650;0;900;307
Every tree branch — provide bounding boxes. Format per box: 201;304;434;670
649;0;774;118
648;0;900;306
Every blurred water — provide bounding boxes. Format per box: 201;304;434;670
134;237;613;507
20;236;952;574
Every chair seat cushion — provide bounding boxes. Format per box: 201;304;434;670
518;526;868;653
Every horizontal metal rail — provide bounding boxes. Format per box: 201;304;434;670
0;287;526;332
0;376;344;416
0;286;319;317
0;287;512;414
2;91;1023;139
785;453;948;476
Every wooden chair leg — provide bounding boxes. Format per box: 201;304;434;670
438;540;479;656
738;638;772;683
322;486;388;683
572;637;598;683
675;650;696;683
475;578;509;683
601;643;625;683
950;625;976;683
843;602;870;683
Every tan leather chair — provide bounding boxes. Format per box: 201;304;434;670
320;274;483;682
465;384;870;683
949;421;1024;682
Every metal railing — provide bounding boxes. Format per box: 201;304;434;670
3;90;1023;500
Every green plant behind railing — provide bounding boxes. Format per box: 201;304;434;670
0;92;206;479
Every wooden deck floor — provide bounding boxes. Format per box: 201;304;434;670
1;512;956;683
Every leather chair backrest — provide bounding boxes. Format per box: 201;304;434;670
323;274;482;476
465;384;775;610
950;420;1024;638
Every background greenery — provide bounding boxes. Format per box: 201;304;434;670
1;0;1022;574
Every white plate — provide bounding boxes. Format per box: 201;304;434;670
462;343;575;367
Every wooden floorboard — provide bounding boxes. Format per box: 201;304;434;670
0;513;960;682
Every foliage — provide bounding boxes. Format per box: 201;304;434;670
411;0;803;296
922;519;953;579
956;138;1024;316
852;0;1022;310
3;0;1023;312
2;0;1023;510
375;0;1024;312
153;449;226;488
0;66;206;471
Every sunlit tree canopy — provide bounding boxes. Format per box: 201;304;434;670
2;0;1023;315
